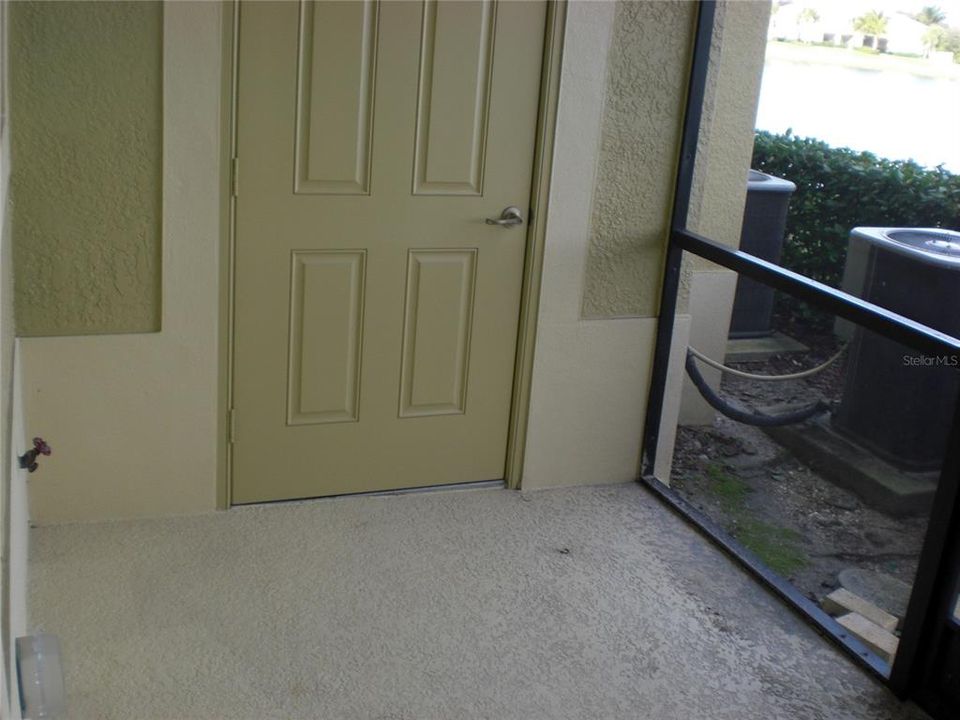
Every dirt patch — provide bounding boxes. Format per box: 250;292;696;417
671;332;928;616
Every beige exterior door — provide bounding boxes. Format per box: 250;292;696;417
232;0;547;503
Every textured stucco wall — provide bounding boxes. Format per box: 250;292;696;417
0;2;24;708
524;0;771;488
0;170;15;720
686;0;770;256
13;0;767;516
523;1;699;490
580;0;696;319
10;1;162;336
21;2;220;523
678;0;772;427
2;3;30;710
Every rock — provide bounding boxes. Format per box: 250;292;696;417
825;495;859;512
737;466;769;479
838;568;912;619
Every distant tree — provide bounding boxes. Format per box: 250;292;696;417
923;25;947;56
795;6;820;41
935;27;960;62
915;5;947;26
853;10;889;49
919;21;960;62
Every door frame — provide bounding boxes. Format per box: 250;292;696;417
216;0;568;508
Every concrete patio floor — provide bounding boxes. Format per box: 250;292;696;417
29;482;929;720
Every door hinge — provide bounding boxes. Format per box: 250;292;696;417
231;157;239;198
228;408;237;444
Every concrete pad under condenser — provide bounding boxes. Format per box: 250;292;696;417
725;332;810;363
764;415;937;517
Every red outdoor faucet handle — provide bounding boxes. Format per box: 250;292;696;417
20;437;52;473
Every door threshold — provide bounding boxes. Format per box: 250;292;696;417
366;479;505;498
233;479;505;509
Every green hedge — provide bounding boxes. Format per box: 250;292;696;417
751;131;960;292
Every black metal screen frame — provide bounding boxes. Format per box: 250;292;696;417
640;0;960;706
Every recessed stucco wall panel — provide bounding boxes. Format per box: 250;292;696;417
10;1;162;336
581;0;696;319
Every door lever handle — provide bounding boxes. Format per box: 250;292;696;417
485;206;524;227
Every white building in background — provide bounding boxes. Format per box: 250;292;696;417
877;13;929;55
768;1;940;56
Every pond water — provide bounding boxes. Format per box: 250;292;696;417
756;56;960;173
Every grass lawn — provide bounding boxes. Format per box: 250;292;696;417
767;40;960;80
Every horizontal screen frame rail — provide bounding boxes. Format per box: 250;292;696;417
674;228;960;358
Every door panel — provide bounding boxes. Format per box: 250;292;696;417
233;0;546;503
413;0;496;195
294;0;378;195
399;249;477;418
286;250;366;425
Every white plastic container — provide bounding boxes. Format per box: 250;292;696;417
16;634;66;719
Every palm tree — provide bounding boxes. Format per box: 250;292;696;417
853;10;889;49
915;5;947;26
